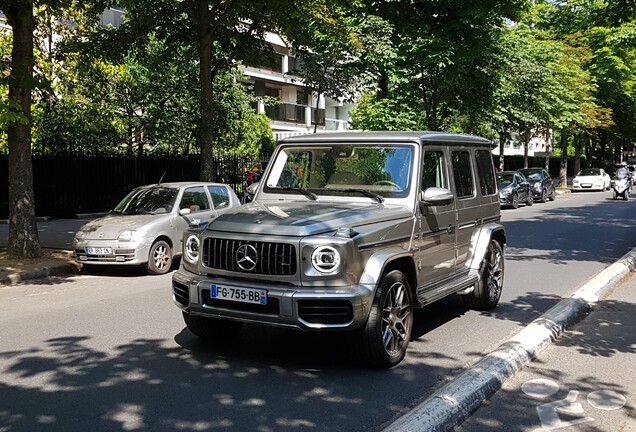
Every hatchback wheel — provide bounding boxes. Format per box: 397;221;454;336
511;193;519;209
146;240;173;275
526;193;533;206
540;189;547;203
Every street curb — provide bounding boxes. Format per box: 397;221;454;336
381;247;636;432
0;260;79;286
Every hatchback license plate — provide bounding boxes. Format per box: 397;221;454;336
211;284;267;305
85;247;112;255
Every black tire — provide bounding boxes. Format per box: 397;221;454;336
613;190;618;200
526;193;533;206
539;189;548;203
624;193;629;201
510;193;519;209
353;270;413;368
549;187;556;201
462;240;504;311
183;312;243;340
146;240;173;275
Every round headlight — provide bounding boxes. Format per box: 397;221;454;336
184;235;200;263
311;246;340;273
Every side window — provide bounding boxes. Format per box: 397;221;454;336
180;186;210;213
207;185;230;209
422;150;448;190
451;150;475;198
475;149;497;196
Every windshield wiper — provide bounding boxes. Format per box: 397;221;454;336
344;188;385;203
276;187;317;200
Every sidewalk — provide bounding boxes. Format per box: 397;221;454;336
458;272;636;431
381;248;636;432
0;248;79;285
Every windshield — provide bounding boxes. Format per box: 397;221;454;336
518;169;543;181
496;173;514;186
578;168;601;176
262;143;414;199
113;187;178;215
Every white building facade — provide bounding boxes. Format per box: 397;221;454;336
239;32;355;142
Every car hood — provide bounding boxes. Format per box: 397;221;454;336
497;182;513;190
78;214;165;240
575;175;602;181
206;201;413;237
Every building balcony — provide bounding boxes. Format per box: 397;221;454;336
251;101;325;127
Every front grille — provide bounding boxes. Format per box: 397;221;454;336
298;300;353;325
201;290;280;315
202;238;297;276
173;281;189;306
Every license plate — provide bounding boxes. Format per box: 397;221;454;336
85;247;113;255
582;183;592;187
211;284;267;305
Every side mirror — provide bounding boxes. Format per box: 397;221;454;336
419;187;454;207
247;182;260;196
179;208;191;216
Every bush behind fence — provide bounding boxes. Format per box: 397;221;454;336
0;154;267;219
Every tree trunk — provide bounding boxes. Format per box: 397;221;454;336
198;0;214;181
574;133;583;174
498;131;506;172
4;0;40;258
559;129;568;188
523;126;530;169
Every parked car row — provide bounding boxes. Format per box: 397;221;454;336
497;167;556;209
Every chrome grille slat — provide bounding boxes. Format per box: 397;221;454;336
202;238;297;276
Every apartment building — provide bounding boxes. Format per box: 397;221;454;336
240;32;354;141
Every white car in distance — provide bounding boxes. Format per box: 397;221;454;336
572;168;611;192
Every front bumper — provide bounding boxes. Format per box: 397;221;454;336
172;268;375;331
73;238;152;265
572;182;604;191
498;194;514;206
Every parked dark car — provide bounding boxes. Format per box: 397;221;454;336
497;171;533;209
517;168;556;203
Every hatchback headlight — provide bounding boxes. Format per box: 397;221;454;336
311;246;341;273
118;230;137;242
74;231;86;241
533;183;542;190
184;235;200;263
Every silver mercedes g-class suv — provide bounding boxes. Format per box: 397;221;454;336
172;131;506;368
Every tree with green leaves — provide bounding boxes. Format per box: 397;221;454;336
77;0;348;180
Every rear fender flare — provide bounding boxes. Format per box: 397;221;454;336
467;223;506;271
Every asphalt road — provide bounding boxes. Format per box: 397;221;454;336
0;190;635;432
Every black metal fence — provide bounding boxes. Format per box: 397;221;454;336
0;155;267;219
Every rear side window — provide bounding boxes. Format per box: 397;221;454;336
475;150;497;196
208;185;230;209
451;151;474;198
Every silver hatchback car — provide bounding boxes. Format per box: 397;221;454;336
73;182;240;274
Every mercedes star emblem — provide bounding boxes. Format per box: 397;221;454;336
236;244;258;271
